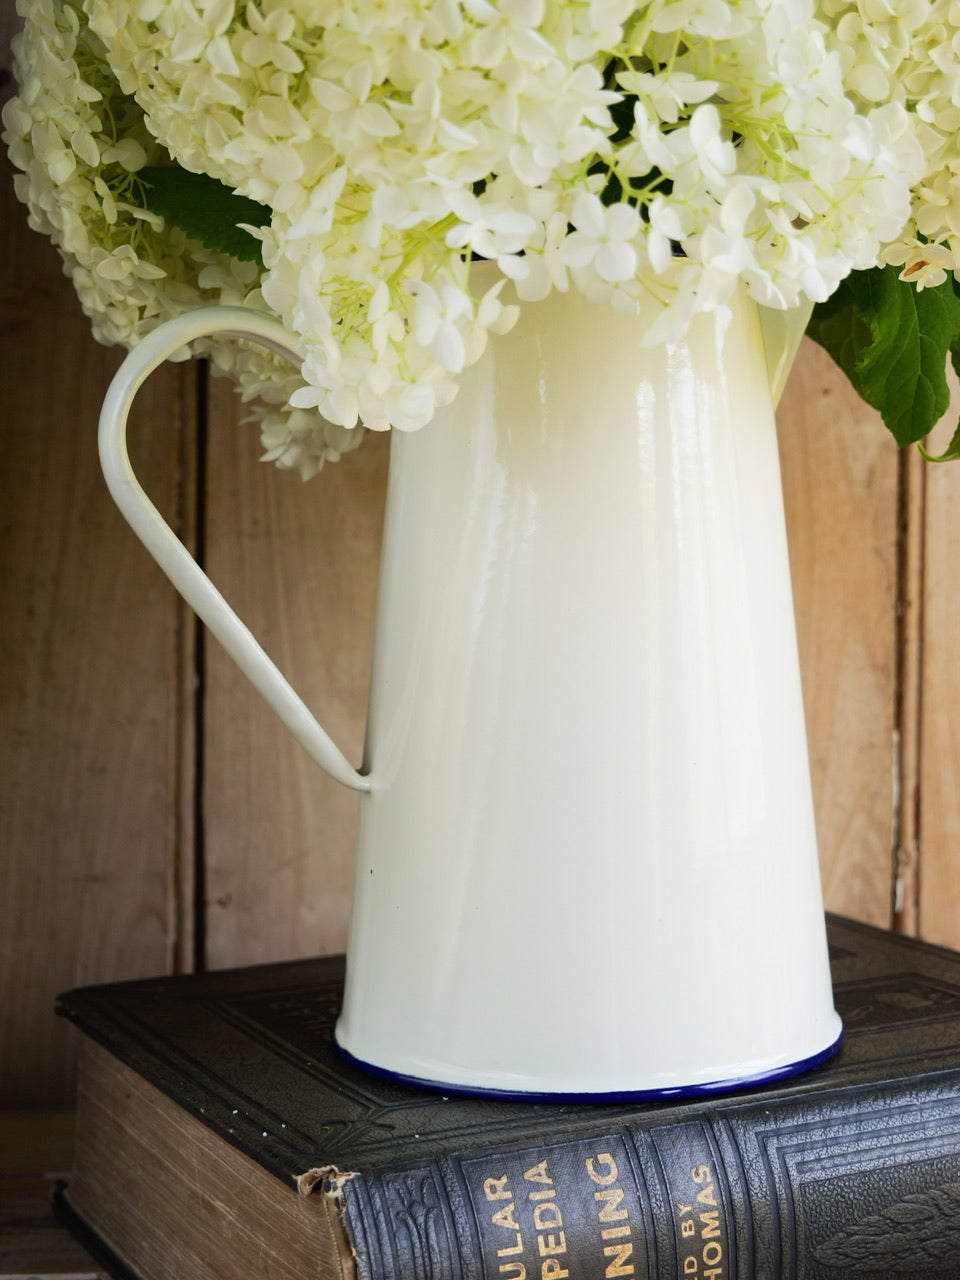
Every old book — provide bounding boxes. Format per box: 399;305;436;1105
56;914;960;1280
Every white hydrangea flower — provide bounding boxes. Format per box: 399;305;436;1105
561;193;642;283
819;0;960;286
444;189;540;271
6;0;960;455
2;0;361;477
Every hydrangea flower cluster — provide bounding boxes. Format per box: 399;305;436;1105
1;0;362;476
3;0;957;470
819;0;960;291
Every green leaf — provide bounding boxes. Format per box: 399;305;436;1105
806;264;960;450
135;165;271;263
920;421;960;462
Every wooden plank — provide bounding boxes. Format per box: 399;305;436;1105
0;1112;74;1177
917;413;960;948
892;446;926;937
201;378;387;968
3;0;947;1092
777;338;900;928
0;56;195;1100
0;1113;105;1278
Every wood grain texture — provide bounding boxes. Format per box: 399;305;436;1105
777;338;900;928
0;1112;105;1278
0;24;196;1100
891;446;925;938
201;379;387;969
67;1040;351;1280
917;419;960;947
7;0;960;1104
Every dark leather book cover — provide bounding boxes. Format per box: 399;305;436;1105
57;915;960;1279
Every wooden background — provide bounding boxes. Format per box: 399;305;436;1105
3;7;959;1108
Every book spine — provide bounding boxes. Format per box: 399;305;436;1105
338;1076;960;1280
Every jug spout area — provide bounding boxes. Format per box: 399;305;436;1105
759;297;814;406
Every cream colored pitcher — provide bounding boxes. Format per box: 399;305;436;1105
99;275;841;1099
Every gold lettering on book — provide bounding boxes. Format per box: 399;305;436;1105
533;1203;563;1232
677;1201;697;1239
699;1211;721;1240
493;1203;522;1232
484;1173;525;1267
486;1176;512;1201
586;1153;619;1186
677;1163;726;1278
524;1161;552;1189
523;1160;570;1279
586;1151;636;1278
696;1181;717;1207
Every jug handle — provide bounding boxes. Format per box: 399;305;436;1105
98;305;371;794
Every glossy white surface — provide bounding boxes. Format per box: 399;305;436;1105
99;284;840;1096
339;281;839;1094
98;308;370;793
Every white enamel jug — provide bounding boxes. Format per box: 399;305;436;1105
99;276;842;1099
